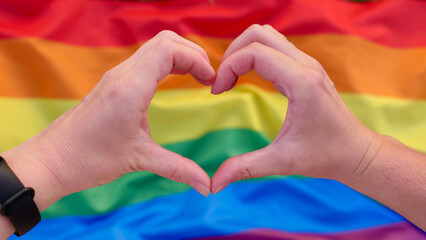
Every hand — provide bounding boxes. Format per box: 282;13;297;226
3;31;216;203
211;24;381;194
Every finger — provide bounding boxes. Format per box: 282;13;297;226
262;24;290;39
262;24;334;87
97;30;214;94
212;42;322;96
130;30;211;65
170;69;187;75
221;24;320;71
144;144;211;197
261;24;278;32
169;69;215;86
150;39;215;83
211;146;282;194
130;38;216;96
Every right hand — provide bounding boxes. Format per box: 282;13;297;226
211;24;381;194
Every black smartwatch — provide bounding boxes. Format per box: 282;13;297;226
0;156;41;236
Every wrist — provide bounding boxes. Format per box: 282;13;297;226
1;142;69;212
0;140;69;239
331;128;385;184
338;132;390;186
336;133;426;230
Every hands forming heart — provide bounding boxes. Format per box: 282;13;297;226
2;25;379;202
2;25;425;236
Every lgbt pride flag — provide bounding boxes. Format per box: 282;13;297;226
1;0;425;239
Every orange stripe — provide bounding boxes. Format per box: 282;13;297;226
0;35;425;99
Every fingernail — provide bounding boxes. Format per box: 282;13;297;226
211;86;218;94
196;76;215;86
191;181;210;197
212;184;226;194
211;82;221;94
207;76;216;86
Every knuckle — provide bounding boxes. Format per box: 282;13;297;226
127;157;145;173
305;69;325;88
155;38;174;50
248;23;262;32
231;155;256;180
240;164;255;180
107;80;130;103
101;72;137;107
309;58;325;72
248;41;263;51
168;167;183;183
101;70;115;82
247;24;264;36
156;30;177;39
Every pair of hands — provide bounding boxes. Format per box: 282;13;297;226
6;25;378;200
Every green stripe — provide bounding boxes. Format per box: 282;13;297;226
42;128;302;219
2;88;424;219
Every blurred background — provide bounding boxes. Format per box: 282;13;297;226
0;0;425;239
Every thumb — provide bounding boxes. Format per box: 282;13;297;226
211;145;282;194
143;144;211;197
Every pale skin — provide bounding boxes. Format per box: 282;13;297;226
0;25;425;239
210;24;426;230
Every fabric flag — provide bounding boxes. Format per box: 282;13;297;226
0;0;425;239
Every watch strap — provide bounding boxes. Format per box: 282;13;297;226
0;156;41;236
0;159;24;203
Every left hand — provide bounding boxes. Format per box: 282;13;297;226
2;31;216;208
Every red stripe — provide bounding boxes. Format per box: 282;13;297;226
192;222;425;240
0;0;425;47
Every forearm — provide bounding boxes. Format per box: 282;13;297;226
341;134;426;230
0;143;66;240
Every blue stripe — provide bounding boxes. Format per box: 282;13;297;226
12;178;404;240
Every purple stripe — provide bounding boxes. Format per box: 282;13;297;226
192;222;425;240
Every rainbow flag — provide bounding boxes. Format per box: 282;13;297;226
1;0;425;239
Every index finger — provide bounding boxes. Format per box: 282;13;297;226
212;42;324;97
222;24;321;72
124;39;216;100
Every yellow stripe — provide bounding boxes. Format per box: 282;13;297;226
0;35;425;99
0;98;77;150
1;85;425;153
